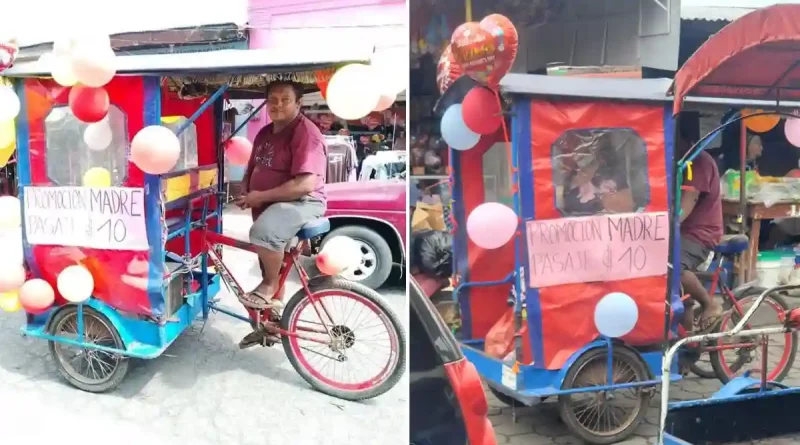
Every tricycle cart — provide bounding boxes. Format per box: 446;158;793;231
445;23;799;444
3;46;406;401
659;4;800;444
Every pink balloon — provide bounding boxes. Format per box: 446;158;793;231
225;136;253;165
19;278;55;314
316;252;343;276
373;94;396;112
467;202;518;249
131;125;181;174
0;263;25;293
786;117;800;148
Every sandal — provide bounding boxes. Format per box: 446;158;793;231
238;330;279;349
238;290;275;310
694;313;724;335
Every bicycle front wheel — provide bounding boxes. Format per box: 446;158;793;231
709;288;796;383
280;278;406;401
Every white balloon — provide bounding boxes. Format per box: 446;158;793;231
0;228;23;267
51;55;77;87
321;236;362;274
371;46;408;96
0;86;20;122
83;119;113;151
57;265;95;303
594;292;639;338
326;64;381;120
71;43;116;88
0;195;21;231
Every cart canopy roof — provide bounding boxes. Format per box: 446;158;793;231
671;4;800;113
500;73;800;110
3;45;373;77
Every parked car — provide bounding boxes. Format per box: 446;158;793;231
410;277;497;445
318;179;406;289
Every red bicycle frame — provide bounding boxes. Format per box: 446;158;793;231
202;229;336;345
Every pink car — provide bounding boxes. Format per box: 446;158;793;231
318;179;406;289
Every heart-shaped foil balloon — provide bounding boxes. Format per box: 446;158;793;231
450;14;518;87
437;45;463;94
0;40;19;72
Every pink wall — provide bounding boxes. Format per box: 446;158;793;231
246;0;406;141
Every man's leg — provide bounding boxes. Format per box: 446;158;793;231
244;200;325;309
680;239;722;329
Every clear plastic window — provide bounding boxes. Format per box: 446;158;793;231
160;116;199;172
45;106;128;186
552;128;649;216
482;143;514;207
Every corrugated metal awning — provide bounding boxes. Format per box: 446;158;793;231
680;5;757;22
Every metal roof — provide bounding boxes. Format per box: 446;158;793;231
499;73;800;109
2;45;374;77
681;5;757;22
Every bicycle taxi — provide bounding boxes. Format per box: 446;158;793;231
0;45;406;401
658;4;800;445
440;7;800;444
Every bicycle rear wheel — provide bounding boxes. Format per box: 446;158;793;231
280;278;406;401
709;288;796;383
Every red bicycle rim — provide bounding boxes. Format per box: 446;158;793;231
717;297;792;381
287;289;400;392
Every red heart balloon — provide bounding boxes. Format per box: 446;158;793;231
480;14;518;87
450;15;518;88
437;45;463;94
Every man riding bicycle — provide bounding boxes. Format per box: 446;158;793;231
237;80;327;346
677;112;724;332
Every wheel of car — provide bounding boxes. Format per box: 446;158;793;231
323;225;393;289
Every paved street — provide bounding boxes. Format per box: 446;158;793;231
0;210;408;445
486;298;800;445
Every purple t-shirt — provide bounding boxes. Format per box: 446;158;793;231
247;114;327;218
682;151;723;248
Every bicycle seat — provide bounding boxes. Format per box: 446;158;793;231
296;218;331;240
713;234;749;255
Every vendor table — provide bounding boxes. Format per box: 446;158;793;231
722;199;800;282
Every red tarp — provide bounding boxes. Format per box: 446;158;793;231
672;4;800;113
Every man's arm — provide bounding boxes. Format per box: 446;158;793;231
680;189;699;223
679;154;712;222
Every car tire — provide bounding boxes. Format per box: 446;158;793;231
323;225;393;289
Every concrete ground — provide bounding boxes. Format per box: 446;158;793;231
0;209;408;445
486;297;800;445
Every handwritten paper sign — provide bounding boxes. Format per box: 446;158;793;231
526;212;669;288
24;186;149;251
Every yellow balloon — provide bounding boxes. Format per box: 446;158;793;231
82;167;111;187
0;120;15;168
0;291;21;312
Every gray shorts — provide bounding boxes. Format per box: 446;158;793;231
680;237;711;272
249;199;326;252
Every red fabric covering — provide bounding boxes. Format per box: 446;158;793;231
161;91;220;258
530;100;669;369
25;77;152;315
672;4;800;113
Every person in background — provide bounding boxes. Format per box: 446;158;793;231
237;80;327;347
677;111;724;332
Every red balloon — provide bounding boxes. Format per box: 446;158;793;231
437;45;463;94
462;86;502;135
68;85;109;123
451;14;519;87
